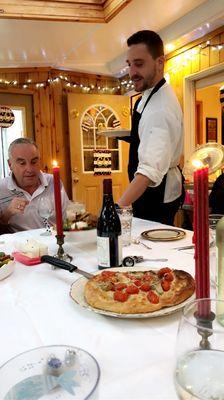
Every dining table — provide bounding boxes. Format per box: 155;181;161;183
0;218;209;399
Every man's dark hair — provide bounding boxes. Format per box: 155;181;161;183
127;30;164;59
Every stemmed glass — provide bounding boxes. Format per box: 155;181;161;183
38;196;54;236
174;298;224;399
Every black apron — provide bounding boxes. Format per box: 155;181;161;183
129;78;174;221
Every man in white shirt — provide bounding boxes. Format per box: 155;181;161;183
117;30;184;225
0;138;69;232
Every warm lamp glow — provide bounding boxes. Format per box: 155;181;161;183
164;73;170;84
52;160;58;168
165;43;175;52
192;159;204;169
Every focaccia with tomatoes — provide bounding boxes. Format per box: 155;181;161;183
84;268;195;314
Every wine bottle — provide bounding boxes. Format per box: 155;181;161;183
97;179;122;269
216;216;224;326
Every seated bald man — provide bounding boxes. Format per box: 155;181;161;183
0;137;69;233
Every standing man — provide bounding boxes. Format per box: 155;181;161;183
0;137;69;232
118;30;184;225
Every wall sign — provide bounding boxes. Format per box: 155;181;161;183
0;106;15;128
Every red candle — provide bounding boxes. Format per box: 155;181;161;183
193;165;210;316
52;161;63;236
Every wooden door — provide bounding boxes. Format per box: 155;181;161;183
68;93;130;215
195;101;203;145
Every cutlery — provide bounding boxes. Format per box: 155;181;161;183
0;191;25;205
174;241;215;251
173;245;194;251
132;238;152;250
123;255;168;266
41;255;93;279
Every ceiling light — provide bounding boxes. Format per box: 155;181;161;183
165;43;175;53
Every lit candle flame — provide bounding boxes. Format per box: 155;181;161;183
52;160;58;168
192;159;204;169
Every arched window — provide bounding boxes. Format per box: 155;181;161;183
81;104;121;172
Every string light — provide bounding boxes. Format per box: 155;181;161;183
164;37;224;76
1;36;221;94
0;74;130;92
199;40;224;51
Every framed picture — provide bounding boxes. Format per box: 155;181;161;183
206;117;217;142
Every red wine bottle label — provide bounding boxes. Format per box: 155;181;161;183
97;236;122;268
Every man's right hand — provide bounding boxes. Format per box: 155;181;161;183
1;197;29;224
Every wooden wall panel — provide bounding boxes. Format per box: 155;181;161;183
200;46;210;70
210;36;220;66
165;27;224;108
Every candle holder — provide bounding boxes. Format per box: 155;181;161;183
54;234;73;262
195;310;215;349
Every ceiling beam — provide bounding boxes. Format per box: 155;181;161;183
0;0;132;22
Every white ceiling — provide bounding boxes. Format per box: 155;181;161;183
0;0;224;77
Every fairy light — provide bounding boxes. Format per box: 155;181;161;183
0;70;145;93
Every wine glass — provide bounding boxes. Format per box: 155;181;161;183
174;298;224;400
37;196;54;236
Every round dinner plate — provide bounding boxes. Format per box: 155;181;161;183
141;228;186;242
0;345;100;400
70;266;195;319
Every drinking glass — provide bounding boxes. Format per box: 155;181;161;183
209;214;223;285
209;214;223;243
174;298;224;400
38;197;54;236
116;206;133;246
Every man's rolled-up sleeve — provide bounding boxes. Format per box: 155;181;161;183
136;109;181;187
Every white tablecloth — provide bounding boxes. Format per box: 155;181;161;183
0;219;197;399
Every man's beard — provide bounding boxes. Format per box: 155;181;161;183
132;66;157;92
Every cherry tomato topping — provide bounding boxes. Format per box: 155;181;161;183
140;283;151;292
163;272;174;281
114;291;129;302
143;272;152;282
101;270;116;277
114;283;127;291
157;267;172;278
128;274;137;280
134;279;142;286
161;280;171;291
147;291;160;304
99;270;117;281
126;285;139;294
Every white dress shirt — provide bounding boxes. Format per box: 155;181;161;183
136;82;183;203
0;172;69;232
